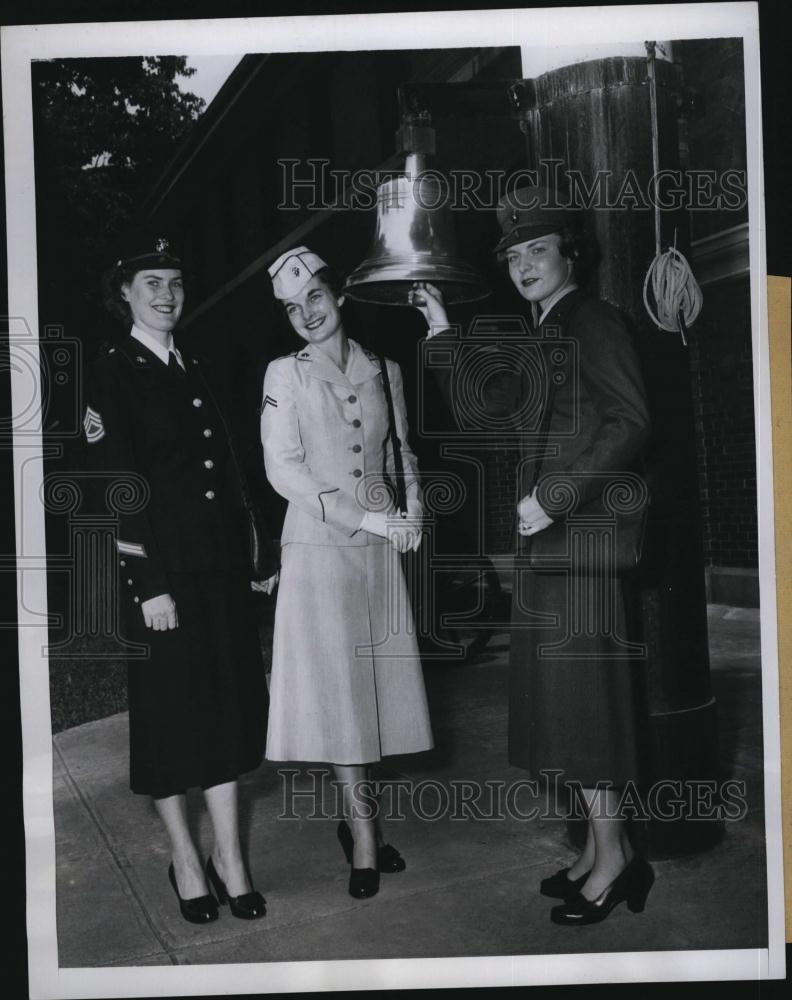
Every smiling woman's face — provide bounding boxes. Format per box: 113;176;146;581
282;274;344;344
505;232;573;310
121;269;184;336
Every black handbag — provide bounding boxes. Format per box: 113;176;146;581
524;379;648;577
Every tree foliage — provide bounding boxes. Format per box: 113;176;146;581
33;55;205;328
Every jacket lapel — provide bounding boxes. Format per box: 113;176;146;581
295;340;381;388
345;339;382;387
294;343;350;388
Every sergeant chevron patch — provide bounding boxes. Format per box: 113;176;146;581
262;395;278;409
83;406;105;443
116;540;147;558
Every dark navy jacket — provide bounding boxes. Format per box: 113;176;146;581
82;335;278;605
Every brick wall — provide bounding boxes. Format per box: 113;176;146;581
688;275;757;568
484;444;519;554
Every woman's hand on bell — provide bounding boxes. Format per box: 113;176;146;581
251;572;279;595
141;593;178;630
517;490;554;536
408;281;449;336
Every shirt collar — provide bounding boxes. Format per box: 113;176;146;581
130;324;184;368
533;281;578;327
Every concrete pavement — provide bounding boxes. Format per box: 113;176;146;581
52;605;768;967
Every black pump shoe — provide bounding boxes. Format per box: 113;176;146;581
336;822;381;898
539;866;590;900
167;863;219;924
206;857;266;920
550;856;655;926
337;820;406;874
349;866;380;899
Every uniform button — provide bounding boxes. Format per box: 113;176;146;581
127;578;133;585
193;398;203;407
133;596;140;604
353;419;361;428
352;444;362;453
347;395;357;404
353;469;362;478
205;490;216;500
119;560;126;568
204;459;214;469
203;428;213;438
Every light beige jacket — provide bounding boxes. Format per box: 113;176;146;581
260;338;421;545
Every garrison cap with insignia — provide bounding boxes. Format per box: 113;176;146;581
113;228;183;270
494;186;581;255
268;246;327;299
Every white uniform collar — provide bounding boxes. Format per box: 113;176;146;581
532;282;578;327
294;338;380;387
130;324;184;369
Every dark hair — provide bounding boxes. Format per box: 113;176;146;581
311;265;345;299
101;263;187;325
557;226;599;287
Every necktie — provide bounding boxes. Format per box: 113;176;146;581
168;352;185;377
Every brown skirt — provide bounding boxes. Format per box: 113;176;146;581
508;559;650;788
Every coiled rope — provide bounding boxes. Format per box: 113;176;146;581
642;41;702;345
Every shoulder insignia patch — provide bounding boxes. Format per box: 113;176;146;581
116;539;147;558
83;405;105;444
262;395;278;409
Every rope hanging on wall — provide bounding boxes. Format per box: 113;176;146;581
642;41;703;346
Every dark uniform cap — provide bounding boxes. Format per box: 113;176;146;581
113;229;183;270
494;186;580;254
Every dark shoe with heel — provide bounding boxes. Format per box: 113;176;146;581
550;856;655;926
539;866;590;900
348;866;380;899
337;820;406;874
206;856;266;920
167;862;219;924
336;821;382;898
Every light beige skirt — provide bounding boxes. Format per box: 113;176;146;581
265;541;434;764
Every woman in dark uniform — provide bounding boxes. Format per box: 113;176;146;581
83;232;278;923
415;187;655;925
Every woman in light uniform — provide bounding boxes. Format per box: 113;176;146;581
260;246;433;899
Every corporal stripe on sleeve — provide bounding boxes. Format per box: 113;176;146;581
116;540;148;558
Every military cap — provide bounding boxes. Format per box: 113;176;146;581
268;246;327;300
113;229;183;270
494;186;580;254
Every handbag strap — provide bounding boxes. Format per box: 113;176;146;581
378;353;407;515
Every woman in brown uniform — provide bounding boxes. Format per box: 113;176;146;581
415;187;655;925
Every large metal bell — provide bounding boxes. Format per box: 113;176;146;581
344;156;489;306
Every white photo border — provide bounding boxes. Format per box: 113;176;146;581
2;3;783;995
